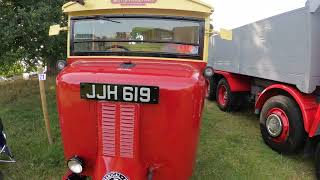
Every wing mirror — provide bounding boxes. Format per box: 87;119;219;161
209;24;232;41
219;28;233;41
49;24;68;36
0;119;15;163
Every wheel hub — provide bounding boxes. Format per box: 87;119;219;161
266;114;283;137
218;85;227;106
224;93;228;100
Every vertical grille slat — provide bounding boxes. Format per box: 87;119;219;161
120;104;136;158
101;103;116;157
100;102;137;159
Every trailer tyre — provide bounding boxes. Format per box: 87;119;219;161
216;78;237;111
260;95;306;154
207;76;216;101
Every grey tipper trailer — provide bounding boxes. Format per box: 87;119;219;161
206;1;320;178
208;0;320;94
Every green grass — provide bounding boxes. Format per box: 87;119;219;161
0;78;64;179
0;78;315;179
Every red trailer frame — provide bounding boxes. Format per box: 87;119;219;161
209;70;320;152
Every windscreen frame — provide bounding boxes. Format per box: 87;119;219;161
70;15;205;60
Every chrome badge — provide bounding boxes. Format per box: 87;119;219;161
102;172;129;180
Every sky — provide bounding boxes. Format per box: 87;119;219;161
202;0;307;30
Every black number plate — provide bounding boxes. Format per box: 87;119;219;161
80;83;159;104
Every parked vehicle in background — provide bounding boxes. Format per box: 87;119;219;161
0;77;7;82
208;0;320;178
0;119;15;179
0;119;14;163
49;0;221;179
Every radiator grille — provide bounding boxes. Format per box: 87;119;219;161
100;102;138;159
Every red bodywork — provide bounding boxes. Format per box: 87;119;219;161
214;70;320;138
56;58;208;179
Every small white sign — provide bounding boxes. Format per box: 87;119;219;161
38;74;47;81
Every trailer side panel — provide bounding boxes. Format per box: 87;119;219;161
209;3;320;94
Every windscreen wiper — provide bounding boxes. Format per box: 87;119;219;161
95;16;121;24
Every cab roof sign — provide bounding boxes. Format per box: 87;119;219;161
111;0;157;6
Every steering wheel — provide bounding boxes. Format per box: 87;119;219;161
105;45;130;52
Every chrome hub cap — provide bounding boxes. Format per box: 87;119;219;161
266;114;283;137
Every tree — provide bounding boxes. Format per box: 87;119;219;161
0;0;68;75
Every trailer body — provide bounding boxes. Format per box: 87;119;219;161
209;0;320;94
206;0;320;161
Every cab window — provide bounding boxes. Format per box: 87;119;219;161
71;16;204;59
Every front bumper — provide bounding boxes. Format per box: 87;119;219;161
65;172;87;180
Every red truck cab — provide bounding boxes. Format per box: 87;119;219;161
50;0;214;179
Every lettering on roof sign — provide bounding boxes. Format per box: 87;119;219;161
111;0;157;6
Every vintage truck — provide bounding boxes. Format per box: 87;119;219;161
208;0;320;178
49;0;219;179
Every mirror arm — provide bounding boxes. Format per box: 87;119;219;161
60;27;69;31
49;25;69;36
205;29;214;36
206;30;219;37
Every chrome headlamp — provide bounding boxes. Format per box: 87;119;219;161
56;60;67;71
67;156;84;174
204;66;214;78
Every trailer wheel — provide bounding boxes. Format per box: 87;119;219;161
207;76;216;101
260;95;306;154
315;142;320;179
216;78;237;111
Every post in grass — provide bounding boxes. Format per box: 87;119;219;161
38;67;53;145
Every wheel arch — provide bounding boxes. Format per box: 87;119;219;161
255;84;318;134
213;70;251;92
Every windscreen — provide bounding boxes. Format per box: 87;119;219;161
71;16;204;59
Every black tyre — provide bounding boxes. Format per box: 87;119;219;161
315;142;320;180
260;95;306;154
216;78;238;112
207;76;216;101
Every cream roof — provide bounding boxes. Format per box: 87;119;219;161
63;0;214;15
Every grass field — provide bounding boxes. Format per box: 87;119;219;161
0;77;316;180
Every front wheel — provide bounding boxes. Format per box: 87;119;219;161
260;95;306;154
216;78;238;112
